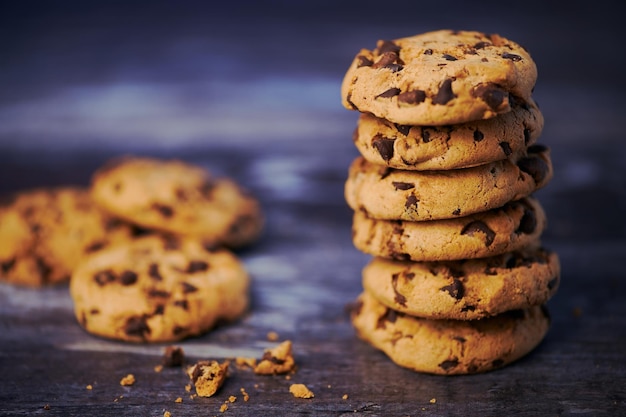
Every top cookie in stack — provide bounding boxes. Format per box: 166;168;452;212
341;30;559;375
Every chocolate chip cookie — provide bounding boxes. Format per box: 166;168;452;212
341;30;537;125
362;247;560;320
69;234;250;342
351;291;551;375
0;187;135;287
345;144;552;221
352;96;543;170
352;197;546;262
90;156;264;249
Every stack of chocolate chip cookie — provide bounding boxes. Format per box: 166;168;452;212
341;29;560;374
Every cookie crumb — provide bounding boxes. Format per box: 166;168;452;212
86;384;93;390
240;388;249;402
219;403;228;412
266;331;279;341
253;340;295;375
185;384;192;392
43;404;51;410
186;360;229;397
235;356;257;368
342;394;349;400
164;412;172;417
430;398;437;404
154;365;164;373
120;374;136;386
163;346;185;367
228;395;237;403
289;383;314;399
175;397;183;403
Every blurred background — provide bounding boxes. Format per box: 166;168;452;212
0;0;624;241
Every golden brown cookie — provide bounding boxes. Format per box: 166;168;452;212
90;156;264;248
352;97;543;170
345;144;552;221
69;234;250;343
351;291;551;375
362;247;560;320
352;197;546;262
0;187;134;287
341;30;537;125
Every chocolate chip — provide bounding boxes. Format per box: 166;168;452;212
461;221;496;247
174;299;189;310
502;52;522;61
398;90;426;105
471;83;508;111
391;273;407;307
392;181;415;191
499;142;513;156
517;155;549;185
94;269;116;286
148;263;163;281
375;88;401;99
1;258;15;273
516;206;537;235
405;195;419;210
124;315;150;338
153;203;174;218
187;260;209;273
119;270;138;286
377;40;401;54
424;48;433;55
148;289;170;298
474;41;491;49
35;257;53;283
372;52;401;69
153;305;165;315
376;308;397;329
440;279;465;300
356;55;373;67
181;282;198;293
473;129;485;142
442;53;457;61
394;124;411;136
200;181;217;196
438;359;459;371
372;135;395;162
432;78;456;105
452;208;461;216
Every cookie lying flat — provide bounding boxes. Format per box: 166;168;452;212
69;234;250;343
345;144;552;221
362;247;560;320
341;30;537;126
353;97;543;170
352;197;546;262
0;187;134;287
351;291;550;375
90;156;263;248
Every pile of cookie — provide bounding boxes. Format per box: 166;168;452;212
341;30;560;374
0;156;264;343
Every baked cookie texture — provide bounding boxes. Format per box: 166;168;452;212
351;291;550;375
69;234;250;343
353;97;543;171
362;247;560;320
0;187;135;287
90;156;264;249
345;144;552;221
342;29;559;374
341;30;537;126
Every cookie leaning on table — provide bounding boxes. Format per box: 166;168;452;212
353;97;543;171
345;144;552;221
90;156;264;249
0;187;135;287
352;196;546;262
341;29;537;126
350;291;551;375
69;234;250;343
362;247;560;321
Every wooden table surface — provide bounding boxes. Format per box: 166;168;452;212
1;1;625;416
